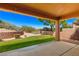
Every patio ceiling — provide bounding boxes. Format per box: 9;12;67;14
1;3;79;20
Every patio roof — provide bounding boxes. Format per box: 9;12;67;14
1;3;79;20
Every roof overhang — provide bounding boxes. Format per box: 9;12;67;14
0;3;79;20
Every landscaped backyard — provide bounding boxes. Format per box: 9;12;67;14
0;35;55;53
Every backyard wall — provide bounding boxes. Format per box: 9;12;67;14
40;31;53;35
0;31;24;39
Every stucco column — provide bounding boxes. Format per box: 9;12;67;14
55;20;60;41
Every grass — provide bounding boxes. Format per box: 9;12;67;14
0;35;55;53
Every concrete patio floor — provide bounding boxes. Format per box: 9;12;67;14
0;41;79;56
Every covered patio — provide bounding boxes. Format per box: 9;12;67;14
1;3;79;56
1;3;79;41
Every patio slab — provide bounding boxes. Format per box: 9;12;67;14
63;45;79;56
0;41;76;56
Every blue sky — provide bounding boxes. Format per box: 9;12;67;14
0;10;78;29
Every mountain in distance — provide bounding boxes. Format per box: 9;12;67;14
0;20;19;30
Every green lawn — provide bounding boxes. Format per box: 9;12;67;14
0;35;55;53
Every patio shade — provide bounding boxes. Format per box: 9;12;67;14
1;3;79;20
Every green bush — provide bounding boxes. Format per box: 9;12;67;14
60;27;63;31
14;34;21;39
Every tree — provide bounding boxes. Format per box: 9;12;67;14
60;20;68;28
38;18;55;31
38;18;68;31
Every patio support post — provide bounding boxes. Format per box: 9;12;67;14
53;16;61;41
55;20;60;41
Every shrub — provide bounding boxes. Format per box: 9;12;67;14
14;34;21;39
